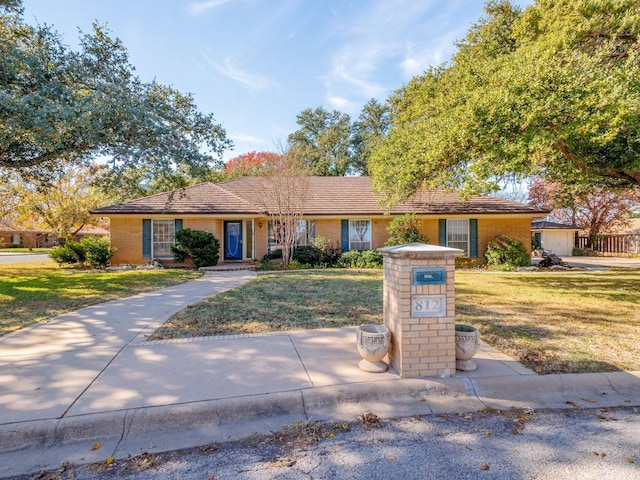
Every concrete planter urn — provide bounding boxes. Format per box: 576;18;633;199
356;324;391;373
455;324;479;372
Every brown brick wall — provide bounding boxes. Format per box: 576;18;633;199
110;217;143;265
108;215;534;265
371;219;390;249
254;217;268;259
315;219;341;248
184;219;222;238
478;217;532;262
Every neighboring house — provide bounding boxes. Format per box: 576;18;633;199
0;221;109;248
92;177;547;266
0;220;55;248
531;220;580;256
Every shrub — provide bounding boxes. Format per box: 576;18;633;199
50;236;116;268
82;236;117;268
171;228;220;269
484;235;530;270
50;240;86;265
572;247;585;256
292;245;322;265
288;259;312;270
386;213;429;246
338;250;383;269
313;236;341;266
265;249;283;260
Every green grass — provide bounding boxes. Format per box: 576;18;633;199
0;262;201;336
154;268;640;374
455;270;640;374
151;270;383;339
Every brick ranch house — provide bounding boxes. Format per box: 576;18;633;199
91;176;547;266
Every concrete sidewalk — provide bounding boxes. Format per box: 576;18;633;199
1;271;639;479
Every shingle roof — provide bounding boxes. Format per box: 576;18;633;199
531;220;580;230
92;176;548;216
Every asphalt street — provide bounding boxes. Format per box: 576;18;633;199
15;407;640;480
0;253;52;264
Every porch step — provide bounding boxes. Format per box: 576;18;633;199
199;262;256;272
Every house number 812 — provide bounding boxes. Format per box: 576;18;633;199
411;295;446;317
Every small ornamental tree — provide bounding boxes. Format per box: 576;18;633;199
386;213;429;246
171;228;220;269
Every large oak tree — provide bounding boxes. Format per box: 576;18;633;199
370;0;640;204
287;99;389;176
1;1;231;193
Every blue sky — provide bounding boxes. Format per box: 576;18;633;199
23;0;531;162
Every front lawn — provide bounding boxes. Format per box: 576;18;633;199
0;262;201;336
153;269;640;374
456;269;640;374
151;270;383;339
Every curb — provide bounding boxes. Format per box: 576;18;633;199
1;373;640;478
3;374;640;453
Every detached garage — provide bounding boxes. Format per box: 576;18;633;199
531;220;580;257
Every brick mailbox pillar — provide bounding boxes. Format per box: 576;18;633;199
378;243;463;378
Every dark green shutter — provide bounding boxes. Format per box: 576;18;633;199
341;220;349;252
438;219;447;247
142;219;151;259
469;219;478;258
174;219;183;233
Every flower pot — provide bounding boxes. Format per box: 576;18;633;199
455;324;479;372
356;324;391;373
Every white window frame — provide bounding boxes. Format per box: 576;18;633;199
349;219;371;250
152;219;175;259
295;220;316;247
446;219;469;256
268;219;316;252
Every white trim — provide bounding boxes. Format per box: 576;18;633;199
349;219;372;250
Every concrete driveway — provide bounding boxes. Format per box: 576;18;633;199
561;256;640;270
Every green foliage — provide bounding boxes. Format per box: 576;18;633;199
288;107;354;176
338;250;384;269
171;229;220;269
371;0;640;204
312;236;342;266
288;259;312;270
265;249;283;260
386;213;429;246
82;236;117;268
572;247;586;256
293;246;322;265
0;3;230;195
288;100;389;176
484;235;530;270
50;241;86;266
291;238;343;268
531;234;541;251
49;236;115;268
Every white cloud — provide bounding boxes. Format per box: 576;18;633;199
322;0;469;103
187;0;234;16
224;133;273;161
230;133;270;145
201;54;278;91
326;95;358;112
400;57;422;77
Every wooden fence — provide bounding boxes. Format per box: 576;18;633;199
575;234;640;254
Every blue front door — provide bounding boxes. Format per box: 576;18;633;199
224;221;243;260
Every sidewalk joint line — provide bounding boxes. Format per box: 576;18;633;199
287;334;314;388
